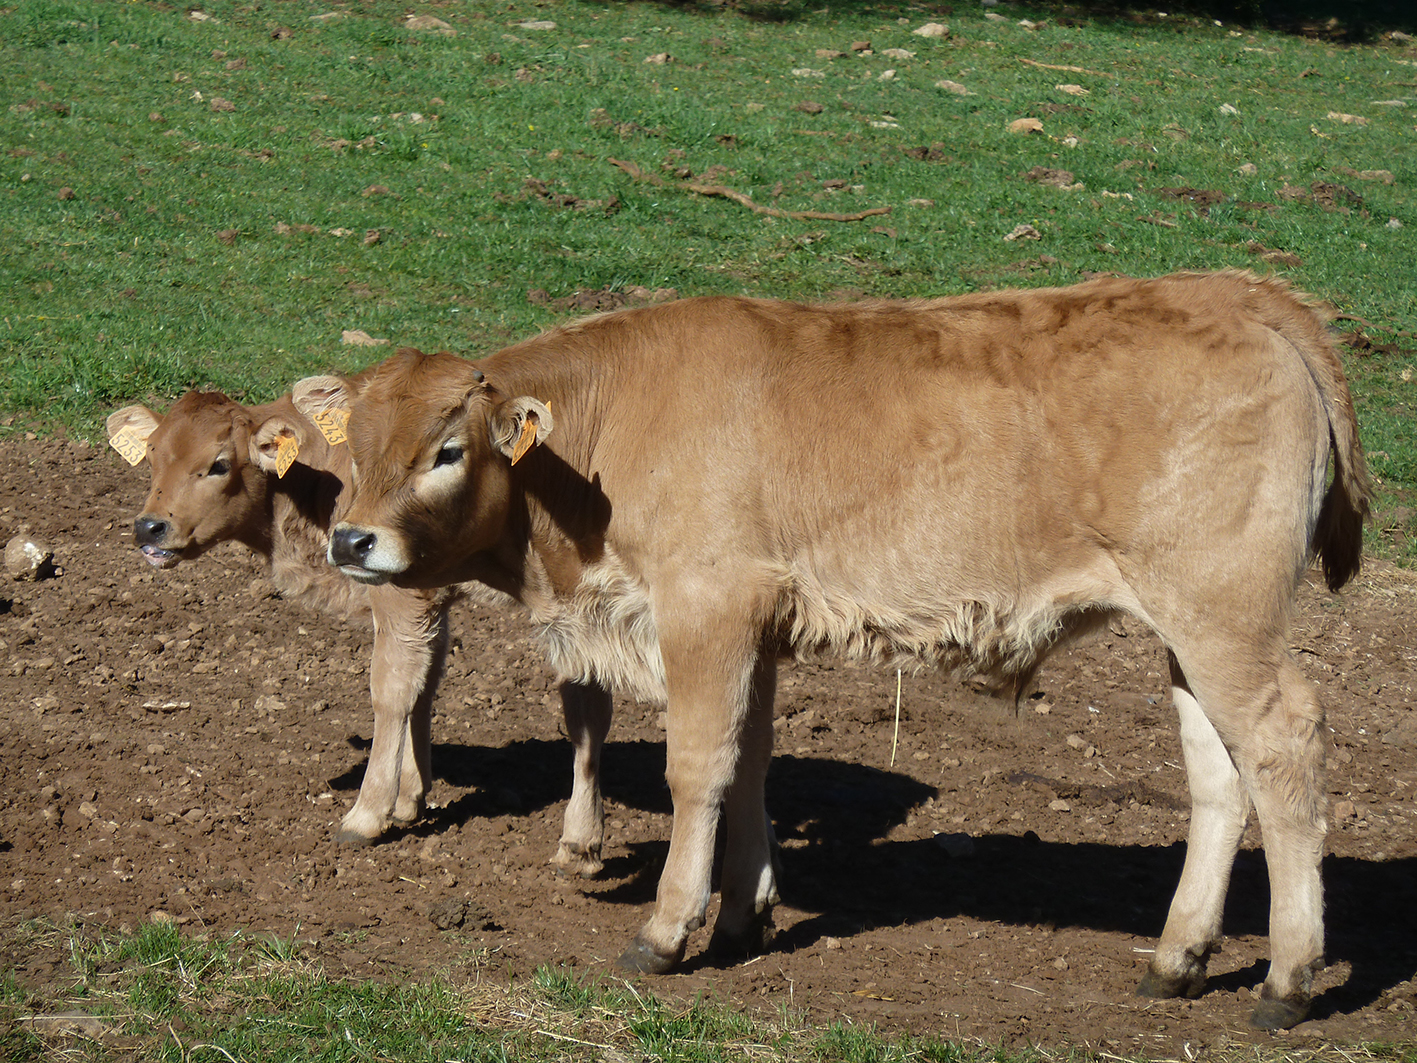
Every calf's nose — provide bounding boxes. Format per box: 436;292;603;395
134;517;169;546
330;525;378;567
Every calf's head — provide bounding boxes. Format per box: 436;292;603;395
293;349;552;588
107;392;302;567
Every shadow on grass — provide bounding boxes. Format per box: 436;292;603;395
591;0;1416;36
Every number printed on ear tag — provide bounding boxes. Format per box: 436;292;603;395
311;408;349;445
275;433;300;478
109;426;149;466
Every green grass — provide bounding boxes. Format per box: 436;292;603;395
3;0;1412;560
0;919;1008;1063
6;919;1413;1063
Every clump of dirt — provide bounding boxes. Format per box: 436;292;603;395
1;435;1414;1051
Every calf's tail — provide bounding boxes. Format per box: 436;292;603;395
1241;272;1373;591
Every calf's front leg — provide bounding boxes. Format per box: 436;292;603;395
552;680;613;878
335;586;449;845
616;629;761;973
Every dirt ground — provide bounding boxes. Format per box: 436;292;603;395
2;433;1415;1055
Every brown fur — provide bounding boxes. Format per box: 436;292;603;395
106;390;613;865
304;270;1370;1029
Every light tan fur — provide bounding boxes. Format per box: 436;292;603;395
307;270;1370;1029
106;390;613;870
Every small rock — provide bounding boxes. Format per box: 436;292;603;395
1003;223;1042;241
429;895;469;930
1238;162;1258;175
913;23;949;38
404;14;454;35
1049;799;1072;812
150;909;175;924
934;832;976;858
518;20;556;31
429;895;499;931
1380;715;1417;747
935;79;972;96
341;329;389;347
1334;799;1358;823
1388;218;1403;230
6;535;56;581
824;936;843;949
26;1013;115;1038
1219;103;1240;115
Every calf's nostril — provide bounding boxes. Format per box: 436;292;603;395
331;526;378;565
134;517;168;545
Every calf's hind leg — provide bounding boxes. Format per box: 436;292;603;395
708;656;781;959
1243;657;1327;1029
1159;645;1326;1030
1139;652;1251;1000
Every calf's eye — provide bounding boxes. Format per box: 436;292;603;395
433;444;463;469
208;458;231;477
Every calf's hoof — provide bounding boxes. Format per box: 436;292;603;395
615;935;681;975
1249;990;1309;1031
1136;965;1206;1000
333;826;380;847
707;913;777;963
551;843;605;880
391;810;423;829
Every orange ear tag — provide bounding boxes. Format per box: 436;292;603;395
109;425;149;466
311;408;350;445
274;432;300;479
509;416;539;466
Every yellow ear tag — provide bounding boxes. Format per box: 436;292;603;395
274;432;300;479
109;425;149;466
311;408;350;445
509;416;539;466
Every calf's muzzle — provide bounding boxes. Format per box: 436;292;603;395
330;524;379;568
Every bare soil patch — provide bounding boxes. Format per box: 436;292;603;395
2;436;1415;1052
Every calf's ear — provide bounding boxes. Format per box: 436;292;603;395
292;375;353;445
106;405;160;466
250;416;304;478
489;397;554;465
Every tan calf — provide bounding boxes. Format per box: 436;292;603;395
297;271;1370;1029
106;392;612;873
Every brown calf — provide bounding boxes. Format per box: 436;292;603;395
296;271;1370;1029
106;392;612;872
